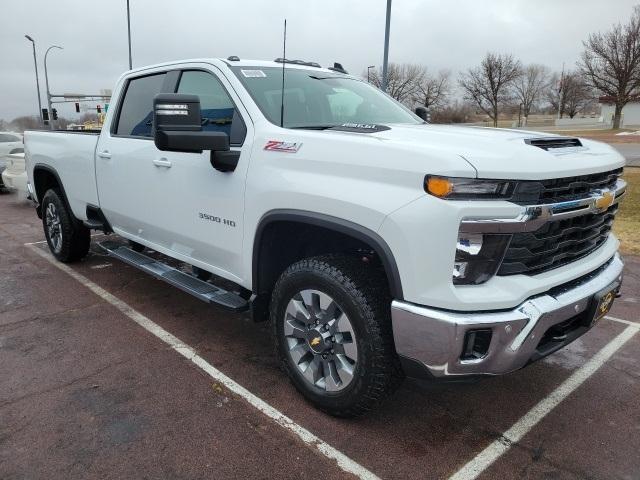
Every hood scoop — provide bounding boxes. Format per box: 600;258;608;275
525;137;583;150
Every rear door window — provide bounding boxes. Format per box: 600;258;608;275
115;73;166;137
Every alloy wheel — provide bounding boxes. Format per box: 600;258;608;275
283;289;358;392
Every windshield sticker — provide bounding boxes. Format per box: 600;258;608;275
264;140;302;153
241;69;267;78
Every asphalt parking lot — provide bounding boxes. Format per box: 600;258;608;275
1;192;639;480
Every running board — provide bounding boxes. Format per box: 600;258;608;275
98;241;248;312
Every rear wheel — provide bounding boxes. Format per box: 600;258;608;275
41;189;90;262
271;255;403;417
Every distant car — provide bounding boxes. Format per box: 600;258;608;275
0;132;24;191
2;151;27;198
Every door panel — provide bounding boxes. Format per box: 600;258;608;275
156;68;252;279
96;72;169;242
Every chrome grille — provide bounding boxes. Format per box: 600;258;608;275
498;204;617;276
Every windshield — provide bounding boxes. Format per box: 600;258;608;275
230;66;421;128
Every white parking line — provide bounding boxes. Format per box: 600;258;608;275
26;244;380;480
448;322;639;480
605;315;640;326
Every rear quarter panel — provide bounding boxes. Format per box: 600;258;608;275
25;131;100;220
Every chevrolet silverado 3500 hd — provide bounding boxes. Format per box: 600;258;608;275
25;58;626;417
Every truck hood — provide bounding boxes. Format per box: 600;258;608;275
359;124;626;180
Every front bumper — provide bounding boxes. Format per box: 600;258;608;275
392;253;624;378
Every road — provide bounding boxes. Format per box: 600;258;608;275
612;143;640;167
1;192;640;480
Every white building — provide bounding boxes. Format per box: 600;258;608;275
599;96;640;127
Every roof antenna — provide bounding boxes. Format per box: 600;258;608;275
280;19;287;128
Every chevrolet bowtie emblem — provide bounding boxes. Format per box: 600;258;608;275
595;192;614;210
310;337;321;347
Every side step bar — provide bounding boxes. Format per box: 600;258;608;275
98;241;249;312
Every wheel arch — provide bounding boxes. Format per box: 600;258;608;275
33;164;71;217
252;210;403;301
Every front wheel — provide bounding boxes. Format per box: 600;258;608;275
41;189;90;262
271;255;403;417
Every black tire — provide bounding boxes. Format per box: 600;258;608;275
41;189;90;263
271;255;403;417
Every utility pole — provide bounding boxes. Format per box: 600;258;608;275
44;45;63;130
381;0;392;92
25;35;43;125
557;62;565;121
126;0;133;69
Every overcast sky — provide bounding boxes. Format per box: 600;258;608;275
1;0;636;121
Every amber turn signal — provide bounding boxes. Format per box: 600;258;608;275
426;177;453;197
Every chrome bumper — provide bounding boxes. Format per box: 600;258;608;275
391;254;624;378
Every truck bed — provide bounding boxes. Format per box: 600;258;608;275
25;130;100;220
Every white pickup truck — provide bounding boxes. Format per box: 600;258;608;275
25;57;626;417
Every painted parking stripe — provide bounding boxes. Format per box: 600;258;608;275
605;315;640;326
26;244;380;480
448;322;639;480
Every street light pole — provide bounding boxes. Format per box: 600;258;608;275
381;0;392;92
25;35;43;125
44;45;63;130
126;0;132;69
367;65;375;83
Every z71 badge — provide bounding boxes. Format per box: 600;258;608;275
263;140;302;153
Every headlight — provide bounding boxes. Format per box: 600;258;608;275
453;232;511;285
425;176;514;199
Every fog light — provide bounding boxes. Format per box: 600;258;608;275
453;233;511;285
461;329;493;360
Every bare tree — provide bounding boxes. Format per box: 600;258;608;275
513;64;550;125
546;72;565;118
563;73;594;118
8;116;41;132
579;5;640;128
368;63;425;104
459;52;521;127
412;69;451;110
430;100;475;124
546;71;594;119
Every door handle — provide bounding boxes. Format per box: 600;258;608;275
97;150;112;159
153;158;172;168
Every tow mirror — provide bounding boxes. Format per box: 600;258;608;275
153;93;230;153
415;106;430;122
153;93;239;172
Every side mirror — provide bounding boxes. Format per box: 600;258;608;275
153;93;230;153
415;106;429;122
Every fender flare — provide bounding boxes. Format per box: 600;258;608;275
252;209;404;299
32;163;73;216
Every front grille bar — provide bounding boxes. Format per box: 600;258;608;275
460;178;626;235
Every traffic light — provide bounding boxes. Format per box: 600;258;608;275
42;108;49;121
75;102;80;113
52;108;58;120
96;105;102;114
